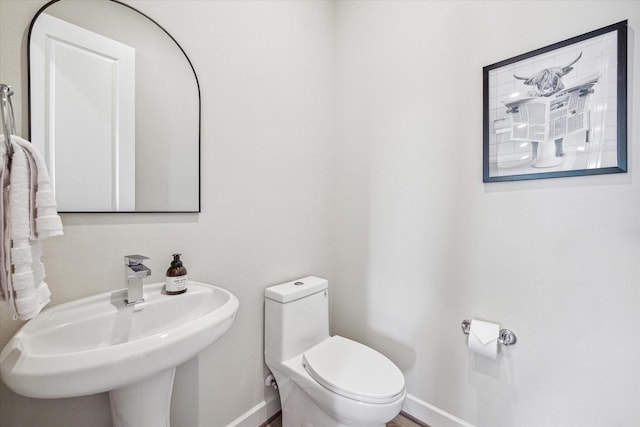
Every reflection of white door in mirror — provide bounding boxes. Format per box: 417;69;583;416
30;13;135;211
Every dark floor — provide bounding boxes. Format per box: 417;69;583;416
263;411;429;427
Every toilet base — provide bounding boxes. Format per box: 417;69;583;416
281;379;386;427
283;381;354;427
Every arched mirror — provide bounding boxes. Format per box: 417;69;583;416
29;0;200;212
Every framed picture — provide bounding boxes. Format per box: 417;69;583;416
483;21;627;182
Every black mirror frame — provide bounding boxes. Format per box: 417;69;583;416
27;0;201;213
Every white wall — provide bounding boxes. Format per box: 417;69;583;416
1;1;639;427
0;0;333;426
333;2;640;427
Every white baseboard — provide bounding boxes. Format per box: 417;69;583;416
225;394;281;427
402;393;476;427
225;392;472;427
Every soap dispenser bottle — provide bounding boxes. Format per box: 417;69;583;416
166;253;188;295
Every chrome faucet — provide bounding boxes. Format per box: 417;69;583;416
124;255;151;305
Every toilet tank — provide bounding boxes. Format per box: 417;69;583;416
265;276;329;365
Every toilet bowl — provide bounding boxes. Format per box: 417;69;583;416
264;277;406;427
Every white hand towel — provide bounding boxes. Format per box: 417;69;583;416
0;136;62;320
8;140;50;320
15;137;63;239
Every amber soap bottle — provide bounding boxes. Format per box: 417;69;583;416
166;253;188;295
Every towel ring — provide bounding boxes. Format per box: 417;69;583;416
0;84;17;155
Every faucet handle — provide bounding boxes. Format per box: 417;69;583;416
125;254;150;266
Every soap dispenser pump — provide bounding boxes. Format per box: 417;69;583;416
166;253;188;295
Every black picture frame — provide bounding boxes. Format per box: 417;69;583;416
483;21;627;182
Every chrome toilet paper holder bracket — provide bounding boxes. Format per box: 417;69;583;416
461;319;517;346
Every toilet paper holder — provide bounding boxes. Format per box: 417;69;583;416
461;319;517;346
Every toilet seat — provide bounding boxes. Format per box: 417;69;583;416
302;335;405;404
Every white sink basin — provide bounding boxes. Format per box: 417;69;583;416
0;281;239;400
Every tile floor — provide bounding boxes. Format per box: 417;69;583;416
263;412;429;427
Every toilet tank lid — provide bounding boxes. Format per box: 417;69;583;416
265;276;328;303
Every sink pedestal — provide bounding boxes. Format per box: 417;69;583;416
109;367;176;427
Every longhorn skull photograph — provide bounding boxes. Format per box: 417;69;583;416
483;21;627;182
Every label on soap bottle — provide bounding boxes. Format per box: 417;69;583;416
166;275;188;293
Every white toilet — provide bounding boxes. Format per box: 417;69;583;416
264;276;406;427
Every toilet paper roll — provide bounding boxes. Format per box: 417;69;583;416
467;319;499;359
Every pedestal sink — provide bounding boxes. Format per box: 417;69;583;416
0;281;239;427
